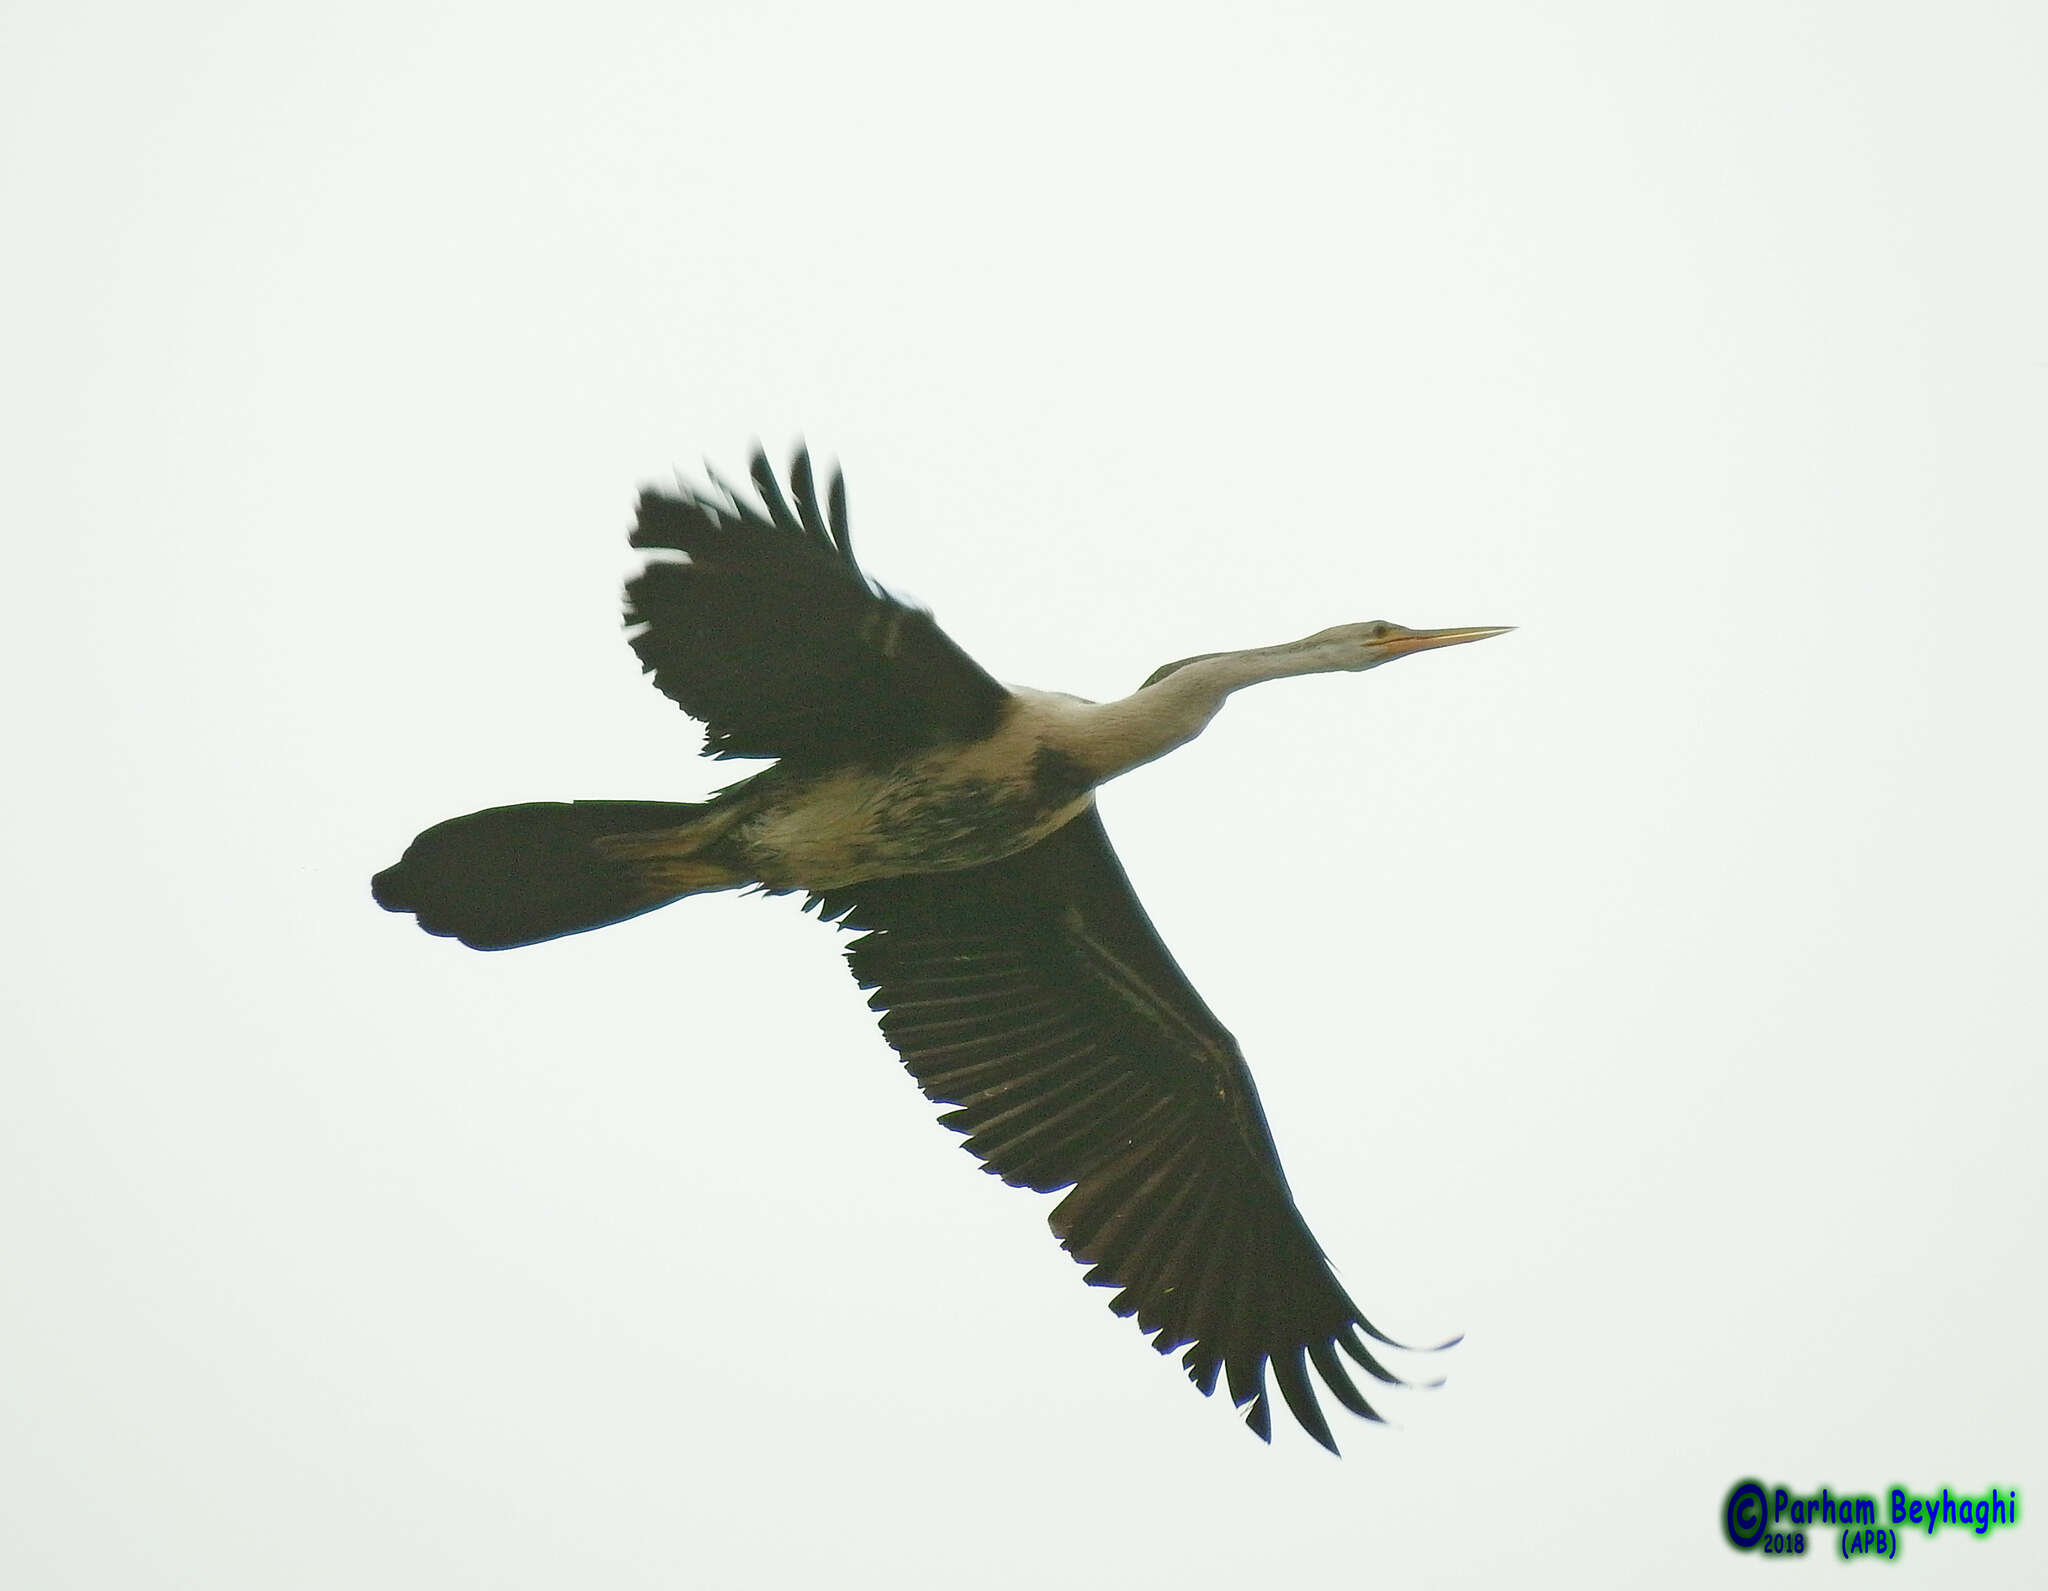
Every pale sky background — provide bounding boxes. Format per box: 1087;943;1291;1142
4;3;2043;1587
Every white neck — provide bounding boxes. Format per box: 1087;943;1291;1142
1049;634;1363;783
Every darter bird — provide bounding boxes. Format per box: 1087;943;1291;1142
372;445;1510;1451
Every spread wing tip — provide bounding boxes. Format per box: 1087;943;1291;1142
630;443;856;566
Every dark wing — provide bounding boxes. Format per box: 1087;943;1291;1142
812;806;1436;1452
625;446;1008;766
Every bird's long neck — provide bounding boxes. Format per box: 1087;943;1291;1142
1052;636;1356;784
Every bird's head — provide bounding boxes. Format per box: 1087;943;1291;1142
1304;621;1515;672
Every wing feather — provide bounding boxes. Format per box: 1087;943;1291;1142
813;806;1439;1452
624;446;1007;766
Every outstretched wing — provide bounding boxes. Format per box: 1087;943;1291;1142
811;806;1436;1452
625;446;1008;766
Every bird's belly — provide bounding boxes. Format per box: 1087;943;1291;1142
734;761;1090;891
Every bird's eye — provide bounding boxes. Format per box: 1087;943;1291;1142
1367;622;1393;641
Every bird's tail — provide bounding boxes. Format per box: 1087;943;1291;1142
372;800;746;951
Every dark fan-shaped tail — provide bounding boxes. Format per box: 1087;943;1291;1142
372;800;711;950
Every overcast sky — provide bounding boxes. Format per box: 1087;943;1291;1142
5;3;2043;1587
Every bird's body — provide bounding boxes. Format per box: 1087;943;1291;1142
373;446;1509;1452
618;689;1099;894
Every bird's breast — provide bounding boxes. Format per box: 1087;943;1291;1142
733;713;1094;891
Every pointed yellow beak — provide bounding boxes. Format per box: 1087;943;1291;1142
1373;624;1515;659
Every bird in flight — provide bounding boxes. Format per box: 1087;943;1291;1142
373;445;1509;1451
